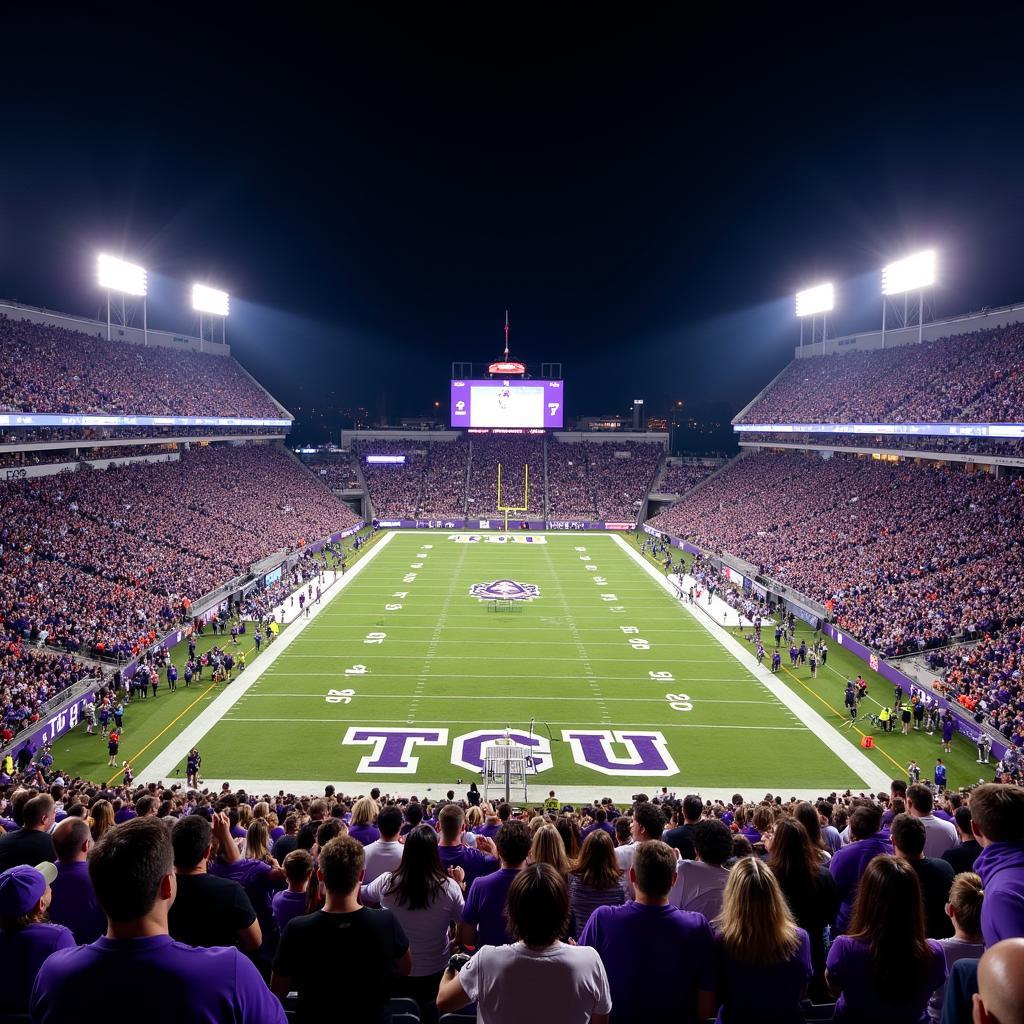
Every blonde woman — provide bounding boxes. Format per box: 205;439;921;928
88;800;115;844
713;855;812;1023
348;796;381;846
529;824;571;880
927;872;985;1023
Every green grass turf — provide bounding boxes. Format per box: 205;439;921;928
624;532;985;793
177;531;880;790
52;527;383;786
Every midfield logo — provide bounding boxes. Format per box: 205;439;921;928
468;579;540;601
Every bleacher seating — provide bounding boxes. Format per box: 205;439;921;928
649;450;1024;657
739;323;1024;425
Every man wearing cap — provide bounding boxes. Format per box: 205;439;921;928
31;817;285;1024
0;861;74;1015
0;793;57;871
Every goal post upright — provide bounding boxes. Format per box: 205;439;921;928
497;461;529;530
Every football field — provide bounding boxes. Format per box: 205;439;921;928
142;531;890;798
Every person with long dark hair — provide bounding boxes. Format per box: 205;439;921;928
567;829;625;939
765;817;838;1000
826;855;946;1023
361;824;463;1024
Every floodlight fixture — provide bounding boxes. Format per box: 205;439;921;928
192;283;230;317
795;282;834;318
96;253;147;296
882;249;936;296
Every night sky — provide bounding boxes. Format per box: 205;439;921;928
2;10;1024;447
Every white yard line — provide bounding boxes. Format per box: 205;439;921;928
217;717;809;731
609;534;892;791
138;531;397;782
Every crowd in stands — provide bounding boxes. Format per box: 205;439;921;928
2;773;1024;1023
740;323;1024;425
546;442;596;518
649;450;1024;658
656;459;722;495
354;439;470;519
587;441;662;521
467;436;545;518
0;315;285;420
297;451;361;491
351;435;666;523
0;444;360;659
930;631;1024;750
738;431;1024;458
1;645;105;745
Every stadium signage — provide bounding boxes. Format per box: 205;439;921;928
365;455;406;464
468;579;540;601
0;414;293;428
734;421;1024;438
339;726;678;775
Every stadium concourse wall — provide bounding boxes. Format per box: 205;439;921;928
642;522;1011;763
1;522;365;766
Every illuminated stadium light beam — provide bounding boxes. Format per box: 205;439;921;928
881;249;936;347
882;249;936;295
192;283;230;317
96;253;147;296
795;282;834;318
96;253;148;344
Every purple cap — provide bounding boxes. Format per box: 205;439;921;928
0;862;57;917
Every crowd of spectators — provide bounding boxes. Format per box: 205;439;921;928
0;315;286;419
297;451;360;491
545;441;596;518
649;450;1024;658
740;323;1024;425
545;440;663;521
587;441;662;521
0;444;360;659
1;642;105;744
354;439;470;519
655;458;723;495
930;631;1024;751
2;774;1023;1023
467;435;545;518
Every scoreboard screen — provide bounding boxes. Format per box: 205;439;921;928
450;379;564;429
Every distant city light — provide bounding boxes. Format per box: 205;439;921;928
882;250;936;295
97;254;147;296
795;282;834;317
192;283;230;316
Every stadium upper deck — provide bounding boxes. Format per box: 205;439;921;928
736;317;1024;431
0;306;290;427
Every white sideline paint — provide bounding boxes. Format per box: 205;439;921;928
139;531;397;782
192;780;868;804
610;534;891;792
669;572;774;629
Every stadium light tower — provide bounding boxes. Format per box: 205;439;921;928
192;283;230;349
881;249;935;348
97;253;148;345
795;282;834;354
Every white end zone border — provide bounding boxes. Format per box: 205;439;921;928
138;530;398;782
610;534;891;792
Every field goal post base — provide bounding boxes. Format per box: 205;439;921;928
482;740;534;804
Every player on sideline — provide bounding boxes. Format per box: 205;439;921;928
843;682;858;728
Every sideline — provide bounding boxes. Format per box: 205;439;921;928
198;780;842;804
610;534;891;792
139;531;397;781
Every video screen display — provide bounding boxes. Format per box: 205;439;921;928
450;379;564;429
